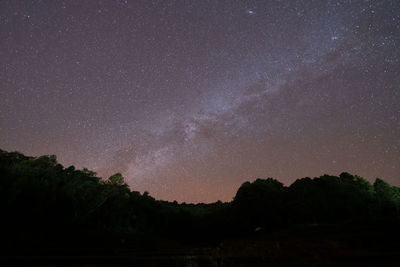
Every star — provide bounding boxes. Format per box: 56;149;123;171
246;10;255;15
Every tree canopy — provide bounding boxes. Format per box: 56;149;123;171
0;148;399;248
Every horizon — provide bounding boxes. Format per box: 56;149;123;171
0;147;394;204
1;0;399;203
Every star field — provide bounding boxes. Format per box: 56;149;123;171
1;0;399;202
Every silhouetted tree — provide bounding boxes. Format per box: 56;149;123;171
374;178;400;216
233;178;285;231
108;173;125;186
0;148;399;251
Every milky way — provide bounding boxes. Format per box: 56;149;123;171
1;0;399;202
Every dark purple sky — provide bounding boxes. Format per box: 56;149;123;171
1;0;399;202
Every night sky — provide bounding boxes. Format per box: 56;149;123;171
1;0;399;203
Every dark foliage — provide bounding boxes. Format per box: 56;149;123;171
0;149;399;250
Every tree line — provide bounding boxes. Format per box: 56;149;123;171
0;149;399;248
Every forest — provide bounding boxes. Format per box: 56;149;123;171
1;148;400;265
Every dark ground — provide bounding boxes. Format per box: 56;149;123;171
2;221;400;266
